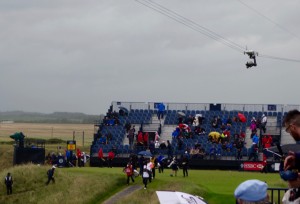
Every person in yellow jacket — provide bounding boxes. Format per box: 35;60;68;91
150;156;157;179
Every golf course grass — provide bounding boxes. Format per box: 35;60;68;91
0;163;288;204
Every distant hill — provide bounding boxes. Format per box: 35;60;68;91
0;111;102;124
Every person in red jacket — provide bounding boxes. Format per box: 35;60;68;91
123;162;134;185
137;131;144;146
107;151;115;168
143;132;149;147
98;148;104;167
76;148;82;167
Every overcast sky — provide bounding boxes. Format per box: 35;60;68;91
0;0;299;115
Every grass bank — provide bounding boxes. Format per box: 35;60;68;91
0;165;288;204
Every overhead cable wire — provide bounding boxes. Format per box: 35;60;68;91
135;0;300;64
259;54;300;63
236;0;300;41
135;0;245;53
144;0;246;51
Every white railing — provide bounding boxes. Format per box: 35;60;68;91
112;101;300;113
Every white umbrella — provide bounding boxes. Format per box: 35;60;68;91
156;191;207;204
177;111;186;117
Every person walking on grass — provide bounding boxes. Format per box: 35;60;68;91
142;164;150;189
168;157;179;177
123;162;134;185
46;166;56;185
181;154;189;177
4;172;13;195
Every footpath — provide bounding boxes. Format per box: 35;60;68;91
102;185;143;204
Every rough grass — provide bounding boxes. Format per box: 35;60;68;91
0;164;289;204
0;165;125;204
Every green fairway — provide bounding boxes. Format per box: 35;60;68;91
0;164;288;204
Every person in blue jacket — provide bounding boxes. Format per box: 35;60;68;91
157;103;165;120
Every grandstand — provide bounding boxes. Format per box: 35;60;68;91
90;102;297;168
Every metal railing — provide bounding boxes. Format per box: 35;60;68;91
111;101;300;113
268;187;288;204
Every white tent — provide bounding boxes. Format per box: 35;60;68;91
156;191;208;204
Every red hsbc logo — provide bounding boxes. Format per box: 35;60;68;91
243;162;264;171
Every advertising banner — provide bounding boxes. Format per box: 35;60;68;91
242;162;264;171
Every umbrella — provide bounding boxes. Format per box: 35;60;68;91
237;113;247;123
10;132;25;140
264;144;300;158
177;111;186;117
118;106;129;113
156;191;208;204
138;150;152;157
157;155;166;162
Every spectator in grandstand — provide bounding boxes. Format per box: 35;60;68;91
172;127;180;138
123;162;134;185
234;179;269;204
186;115;194;125
159;141;167;149
143;132;149;147
197;114;205;125
155;140;160;149
167;140;173;158
149;141;155;154
248;144;258;161
157;103;165;120
106;132;112;142
262;134;273;148
4;172;13;195
178;115;184;124
168;157;179;177
252;132;259;145
98;148;104;167
99;135;107;145
107;150;115;168
234;138;245;160
181;154;189;177
177;138;184;150
209;145;217;160
240;131;246;139
155;131;160;141
193;116;199;126
124;121;131;133
208;131;221;143
137;131;144;146
211;116;221;129
128;127;135;149
250;117;257;133
261;114;268;133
